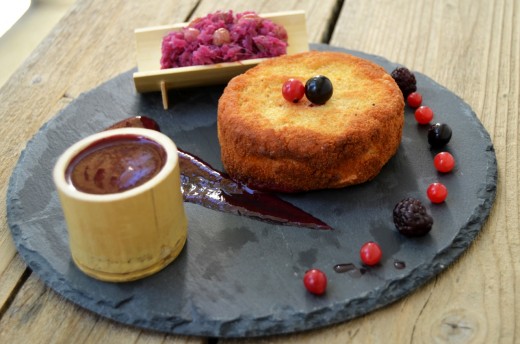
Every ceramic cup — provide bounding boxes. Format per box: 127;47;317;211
53;128;187;282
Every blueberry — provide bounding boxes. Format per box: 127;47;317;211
305;75;333;105
428;123;452;148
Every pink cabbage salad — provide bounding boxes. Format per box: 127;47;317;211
160;11;288;69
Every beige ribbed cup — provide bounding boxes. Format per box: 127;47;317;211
53;128;187;282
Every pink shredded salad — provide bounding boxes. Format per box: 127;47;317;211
160;11;288;69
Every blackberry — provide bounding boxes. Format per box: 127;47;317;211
391;67;417;97
393;198;433;237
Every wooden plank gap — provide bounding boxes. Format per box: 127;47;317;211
185;0;202;21
206;337;219;344
321;0;345;44
0;267;31;321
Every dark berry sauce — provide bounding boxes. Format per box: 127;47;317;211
393;260;406;269
66;134;166;194
333;263;367;277
333;263;357;273
334;259;407;276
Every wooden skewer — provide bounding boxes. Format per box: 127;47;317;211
160;81;168;109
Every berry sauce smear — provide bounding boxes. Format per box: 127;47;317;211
106;116;332;230
178;150;331;229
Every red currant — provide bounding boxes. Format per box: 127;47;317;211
407;92;422;108
414;106;434;125
282;78;305;103
433;152;455;173
427;182;448;203
303;269;327;295
359;242;382;266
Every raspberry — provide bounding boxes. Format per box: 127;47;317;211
393;198;433;237
391;67;417;97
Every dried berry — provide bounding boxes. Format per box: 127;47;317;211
393;198;433;237
391;67;417;97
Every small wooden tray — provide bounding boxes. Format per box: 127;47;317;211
132;10;309;109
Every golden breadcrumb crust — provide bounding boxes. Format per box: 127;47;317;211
217;51;404;192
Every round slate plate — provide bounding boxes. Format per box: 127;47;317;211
7;45;497;338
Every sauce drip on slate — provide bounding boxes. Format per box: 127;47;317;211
393;260;406;269
333;259;407;276
333;263;367;277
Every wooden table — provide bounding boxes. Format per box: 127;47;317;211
0;1;518;342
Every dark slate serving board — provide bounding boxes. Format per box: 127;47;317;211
6;45;497;338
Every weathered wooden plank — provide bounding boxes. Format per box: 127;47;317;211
192;0;339;43
0;0;202;343
0;255;28;316
0;0;338;342
3;0;517;342
224;0;518;343
0;274;203;343
232;0;516;343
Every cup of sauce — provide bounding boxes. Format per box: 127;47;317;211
53;128;187;282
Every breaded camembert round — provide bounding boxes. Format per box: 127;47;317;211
217;51;405;192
